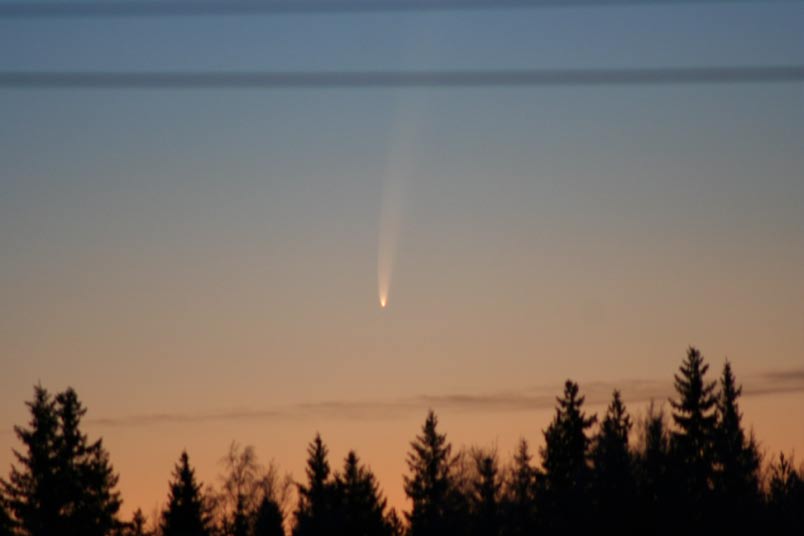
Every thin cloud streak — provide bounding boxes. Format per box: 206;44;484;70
82;367;804;429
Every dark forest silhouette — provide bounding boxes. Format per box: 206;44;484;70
1;347;803;535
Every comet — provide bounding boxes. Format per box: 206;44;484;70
376;174;401;310
376;95;424;310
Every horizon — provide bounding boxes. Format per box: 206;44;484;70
4;353;803;521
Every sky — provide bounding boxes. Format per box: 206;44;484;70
1;0;804;521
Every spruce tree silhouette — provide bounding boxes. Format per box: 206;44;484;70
293;434;334;536
669;347;717;531
502;439;537;536
634;402;672;535
766;453;804;533
591;390;635;533
539;380;596;533
2;385;62;534
55;388;122;535
124;509;152;536
1;385;122;536
404;410;461;536
469;450;501;536
713;360;761;529
332;450;392;536
254;497;285;536
161;451;213;536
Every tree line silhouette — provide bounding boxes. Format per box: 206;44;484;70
1;346;802;535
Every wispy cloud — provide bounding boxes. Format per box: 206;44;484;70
82;367;804;429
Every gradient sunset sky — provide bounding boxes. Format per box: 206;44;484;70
1;1;803;520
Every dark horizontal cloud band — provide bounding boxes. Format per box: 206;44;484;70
81;368;804;429
1;66;803;90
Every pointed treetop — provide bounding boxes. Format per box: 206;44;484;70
305;433;330;488
670;346;717;418
161;450;212;536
